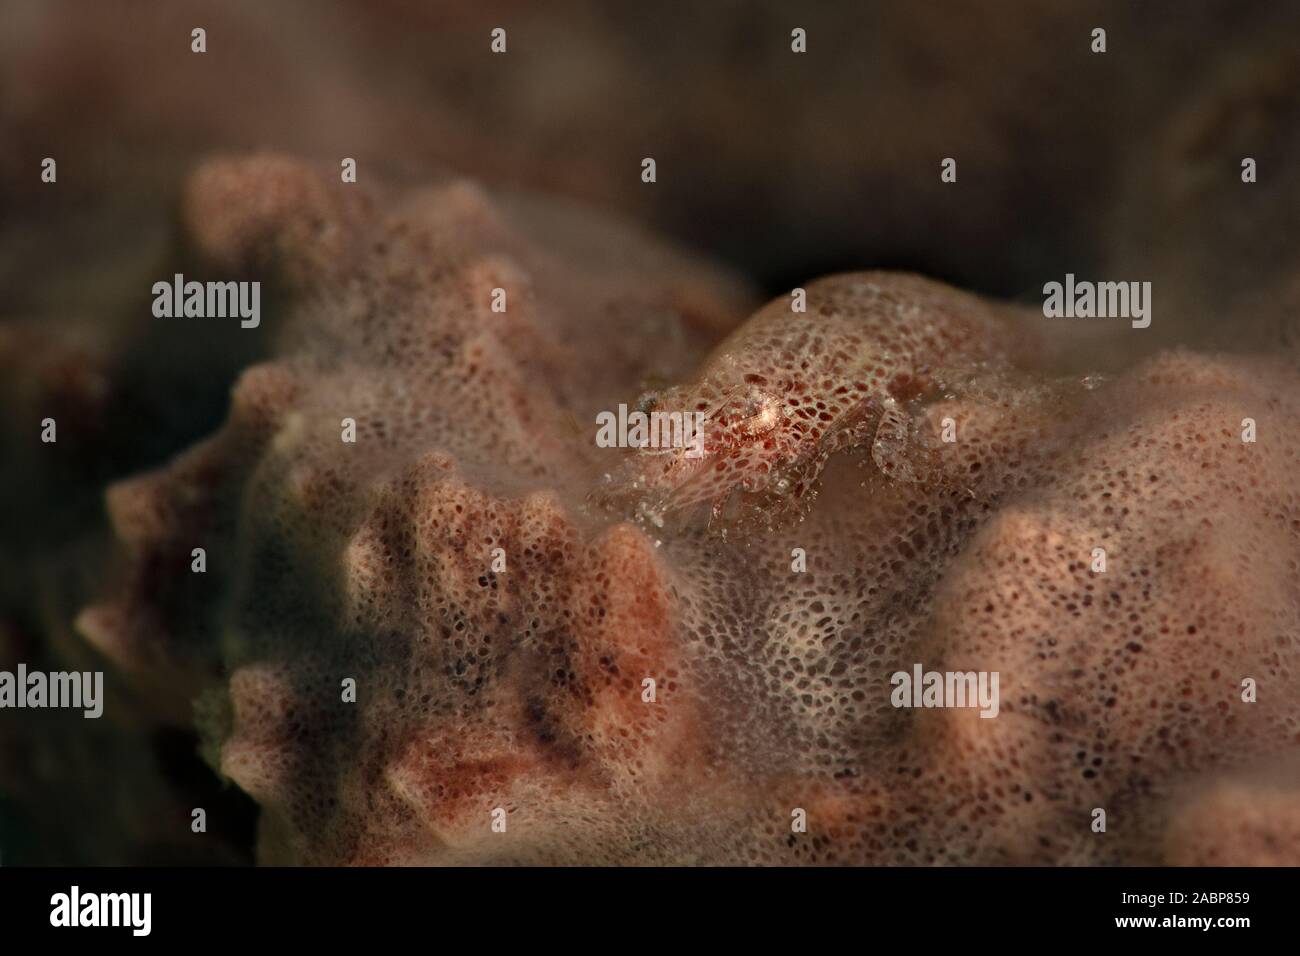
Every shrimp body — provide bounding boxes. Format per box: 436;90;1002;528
595;273;1022;523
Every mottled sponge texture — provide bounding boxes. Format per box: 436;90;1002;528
75;156;1300;865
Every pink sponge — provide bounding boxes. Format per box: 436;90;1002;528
80;156;1300;864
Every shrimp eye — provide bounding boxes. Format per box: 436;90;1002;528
635;391;661;415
